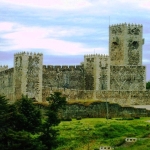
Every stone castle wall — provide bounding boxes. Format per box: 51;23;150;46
43;65;84;90
109;23;144;66
61;102;149;118
84;54;110;91
0;65;8;72
13;52;43;101
0;23;148;106
110;66;146;91
109;23;146;91
42;87;150;106
0;68;14;101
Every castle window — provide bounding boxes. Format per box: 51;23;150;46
132;41;139;49
113;42;118;45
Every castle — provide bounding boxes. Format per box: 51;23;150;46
0;23;149;106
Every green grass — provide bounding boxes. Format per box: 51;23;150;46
54;118;150;150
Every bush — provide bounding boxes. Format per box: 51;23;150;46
122;118;134;120
134;116;140;119
106;116;112;119
61;117;72;121
76;116;82;120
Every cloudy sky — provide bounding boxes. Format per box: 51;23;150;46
0;0;150;80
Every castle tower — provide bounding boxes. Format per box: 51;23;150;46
109;23;144;66
84;54;110;91
84;55;95;90
13;52;43;101
109;23;146;91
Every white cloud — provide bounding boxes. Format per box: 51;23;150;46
0;22;107;55
0;0;149;18
0;22;15;32
143;59;150;64
0;0;91;10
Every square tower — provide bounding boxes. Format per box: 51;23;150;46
109;23;144;66
13;52;43;101
84;54;110;91
109;23;146;91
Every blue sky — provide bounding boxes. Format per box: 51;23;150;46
0;0;150;81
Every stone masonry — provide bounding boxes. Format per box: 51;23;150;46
0;23;148;106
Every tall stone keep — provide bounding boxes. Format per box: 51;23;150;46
109;23;146;91
13;52;43;101
109;23;144;65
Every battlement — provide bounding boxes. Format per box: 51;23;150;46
110;23;142;28
0;68;14;75
14;52;43;56
0;65;8;72
84;54;109;58
43;65;83;71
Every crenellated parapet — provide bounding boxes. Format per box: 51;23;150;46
84;54;109;58
0;68;14;75
14;51;43;57
43;65;83;71
0;65;8;72
110;23;143;39
110;23;142;27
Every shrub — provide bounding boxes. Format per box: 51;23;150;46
134;116;140;119
62;117;72;121
76;116;82;120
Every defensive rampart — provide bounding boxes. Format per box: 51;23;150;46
0;68;14;101
42;87;150;106
43;65;84;90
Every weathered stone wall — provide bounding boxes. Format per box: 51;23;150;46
110;66;146;91
84;54;110;90
109;23;144;66
13;52;43;101
109;23;146;91
96;90;150;106
0;68;14;101
0;23;148;106
13;53;24;100
0;65;8;72
61;102;149;118
99;55;110;90
127;24;143;65
26;54;43;101
109;24;124;65
42;65;84;90
84;55;95;90
42;88;150;106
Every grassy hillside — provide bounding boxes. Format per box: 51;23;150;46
55;118;150;150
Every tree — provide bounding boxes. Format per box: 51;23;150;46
0;129;46;150
0;95;10;138
146;81;150;89
0;95;46;150
9;96;42;133
0;93;67;150
39;92;67;150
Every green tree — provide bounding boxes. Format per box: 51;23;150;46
146;81;150;89
0;129;46;150
0;95;9;136
10;96;42;133
0;95;46;150
0;93;66;150
39;92;67;150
